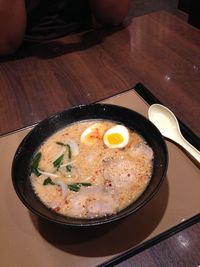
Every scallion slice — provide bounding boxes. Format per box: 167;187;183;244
68;182;91;192
67;144;72;160
56;141;66;146
31;152;42;176
66;165;72;172
53;154;64;169
43;177;55;186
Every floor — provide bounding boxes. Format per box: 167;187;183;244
128;0;187;21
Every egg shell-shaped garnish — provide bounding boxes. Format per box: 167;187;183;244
103;125;130;148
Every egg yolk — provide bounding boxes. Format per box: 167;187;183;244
106;133;124;145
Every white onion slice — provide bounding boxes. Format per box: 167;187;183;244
84;176;92;181
67;139;79;156
60;160;76;168
54;179;69;197
38;169;60;178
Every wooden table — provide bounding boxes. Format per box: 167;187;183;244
0;11;199;266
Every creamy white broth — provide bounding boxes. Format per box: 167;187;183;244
30;120;154;218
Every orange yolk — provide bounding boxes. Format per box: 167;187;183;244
106;133;124;145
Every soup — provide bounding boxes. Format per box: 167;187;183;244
30;120;154;218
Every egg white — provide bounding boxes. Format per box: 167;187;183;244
80;123;107;145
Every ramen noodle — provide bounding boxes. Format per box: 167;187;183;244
30;120;154;218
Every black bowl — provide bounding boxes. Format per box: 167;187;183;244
12;103;168;227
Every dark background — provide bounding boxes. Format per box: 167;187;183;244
129;0;200;28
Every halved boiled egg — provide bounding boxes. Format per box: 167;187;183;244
103;125;129;149
80;123;107;145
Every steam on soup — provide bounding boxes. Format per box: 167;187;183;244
30;120;154;219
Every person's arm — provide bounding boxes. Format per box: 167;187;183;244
0;0;26;56
89;0;130;27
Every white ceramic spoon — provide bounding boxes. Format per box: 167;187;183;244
148;104;200;163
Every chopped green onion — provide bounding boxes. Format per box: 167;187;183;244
31;152;42;176
43;177;55;186
66;165;72;172
68;182;92;192
53;154;64;169
68;184;80;192
76;182;92;187
67;144;72;160
56;141;66;146
55;142;72;160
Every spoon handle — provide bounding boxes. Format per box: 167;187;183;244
176;134;200;163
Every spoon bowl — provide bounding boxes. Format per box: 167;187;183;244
148;104;200;163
